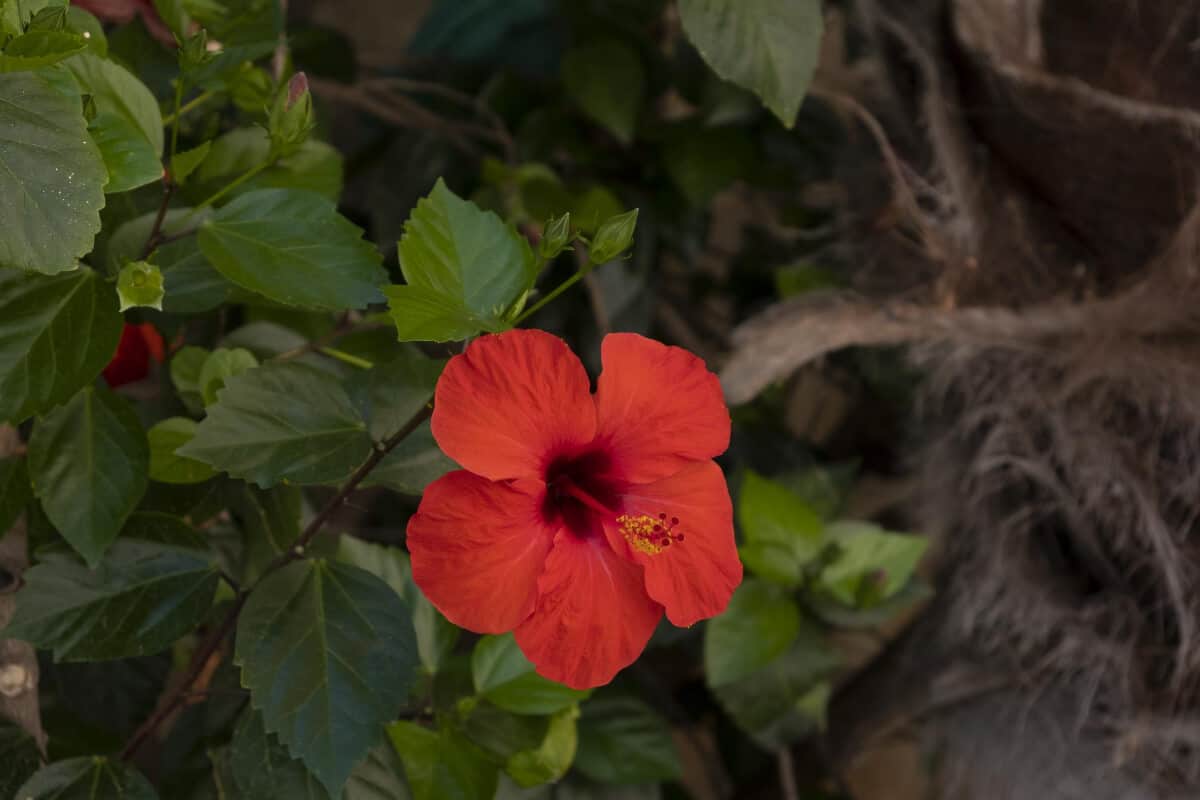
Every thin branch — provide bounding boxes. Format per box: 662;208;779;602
138;181;175;261
777;749;801;800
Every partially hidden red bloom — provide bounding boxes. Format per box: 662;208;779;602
71;0;175;46
407;330;743;689
103;322;165;387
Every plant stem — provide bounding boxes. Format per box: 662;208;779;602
174;162;271;229
169;80;184;162
138;182;176;261
514;271;585;325
318;346;374;370
118;403;433;762
161;89;215;128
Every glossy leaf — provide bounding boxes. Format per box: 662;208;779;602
17;757;157;799
7;514;218;660
472;633;589;715
28;386;149;566
147;417;216;484
235;559;419;795
574;694;680;784
562;40;644;144
703;579;801;687
179;362;375;487
65;52;164;192
0;70;106;273
677;0;823;127
198;188;386;310
387;721;499;800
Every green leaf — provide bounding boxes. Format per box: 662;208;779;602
0;456;31;533
561;40;644;144
158;234;233;313
229;483;302;583
198;346;259;406
360;421;454;496
191;127;343;200
117;260;164;310
387;722;498;800
170;139;210;185
662;125;756;206
344;744;412;800
169;345;208;412
387;179;536;342
677;0;823;127
472;633;589;716
0;29;86;71
460;699;549;762
587;209;638;265
179;362;375;487
818;521;928;607
574;694;680;784
505;706;579;788
704;579;802;687
0;70;106;273
736;470;825;587
147;417;217;484
235;559;419;796
199;188;386;311
356;348;442;442
28;386;149;566
7;514;218;660
65;7;106;56
0;723;41;799
335;536;459;676
65;52;164;192
230;708;332;800
17;757;157;799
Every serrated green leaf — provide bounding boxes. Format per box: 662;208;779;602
147;417;216;484
0;29;85;71
703;579;801;687
505;706;579;788
28;386;149;566
0;722;41;798
236;559;419;796
387;721;498;800
7;514;217;660
472;633;589;716
0;456;31;533
360;421;453;496
117;259;164;311
17;757;158;799
0;70;106;273
574;693;680;784
65;52;164;192
230;708;332;800
677;0;823;127
736;470;825;587
179;362;374;487
198;188;386;311
562;40;644;144
198;346;258;406
819;521;928;607
387;178;536;342
170;139;210;185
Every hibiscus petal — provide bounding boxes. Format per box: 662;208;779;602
515;532;662;690
595;333;730;484
432;330;597;481
408;470;556;633
610;461;742;627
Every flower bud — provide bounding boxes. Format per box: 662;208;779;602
539;212;572;260
588;208;638;265
268;71;314;158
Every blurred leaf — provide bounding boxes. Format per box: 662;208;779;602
472;633;589;716
0;30;86;70
236;560;419;795
505;706;578;788
737;471;824;586
180;362;374;487
17;757;157;799
7;514;217;660
704;579;801;686
819;521;928;607
171;140;211;185
775;261;838;298
198;347;259;407
562;40;644;144
199;188;386;311
662;125;755;206
574;693;680;784
28;386;149;566
117;260;164;311
65;52;163;192
387;721;498;800
0;71;106;274
148;417;217;484
677;0;823;127
0;456;31;533
0;723;41;798
387;179;536;342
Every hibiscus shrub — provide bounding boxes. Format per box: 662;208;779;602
0;1;927;798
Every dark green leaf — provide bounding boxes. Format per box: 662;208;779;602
472;633;589;716
0;722;41;798
574;694;680;784
179;362;374;487
28;386;149;566
158;235;233;313
344;744;412;800
0;70;106;273
169;345;208;412
460;698;549;762
199;188;385;311
147;417;217;484
65;52;164;192
0;30;86;71
677;0;823;127
235;560;419;796
198;347;259;407
561;40;644;144
505;706;578;788
16;757;157;799
703;579;801;687
360;422;454;496
190;127;343;200
47;654;170;737
356;348;442;442
7;514;218;660
386;179;535;342
230;708;332;800
230;483;301;583
0;456;31;533
387;721;498;800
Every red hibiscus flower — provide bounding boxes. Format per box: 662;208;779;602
103;322;165;387
72;0;175;47
407;329;742;689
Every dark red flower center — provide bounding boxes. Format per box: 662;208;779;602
542;448;624;538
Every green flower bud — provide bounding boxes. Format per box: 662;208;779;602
268;72;314;158
588;208;638;265
539;212;572;260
